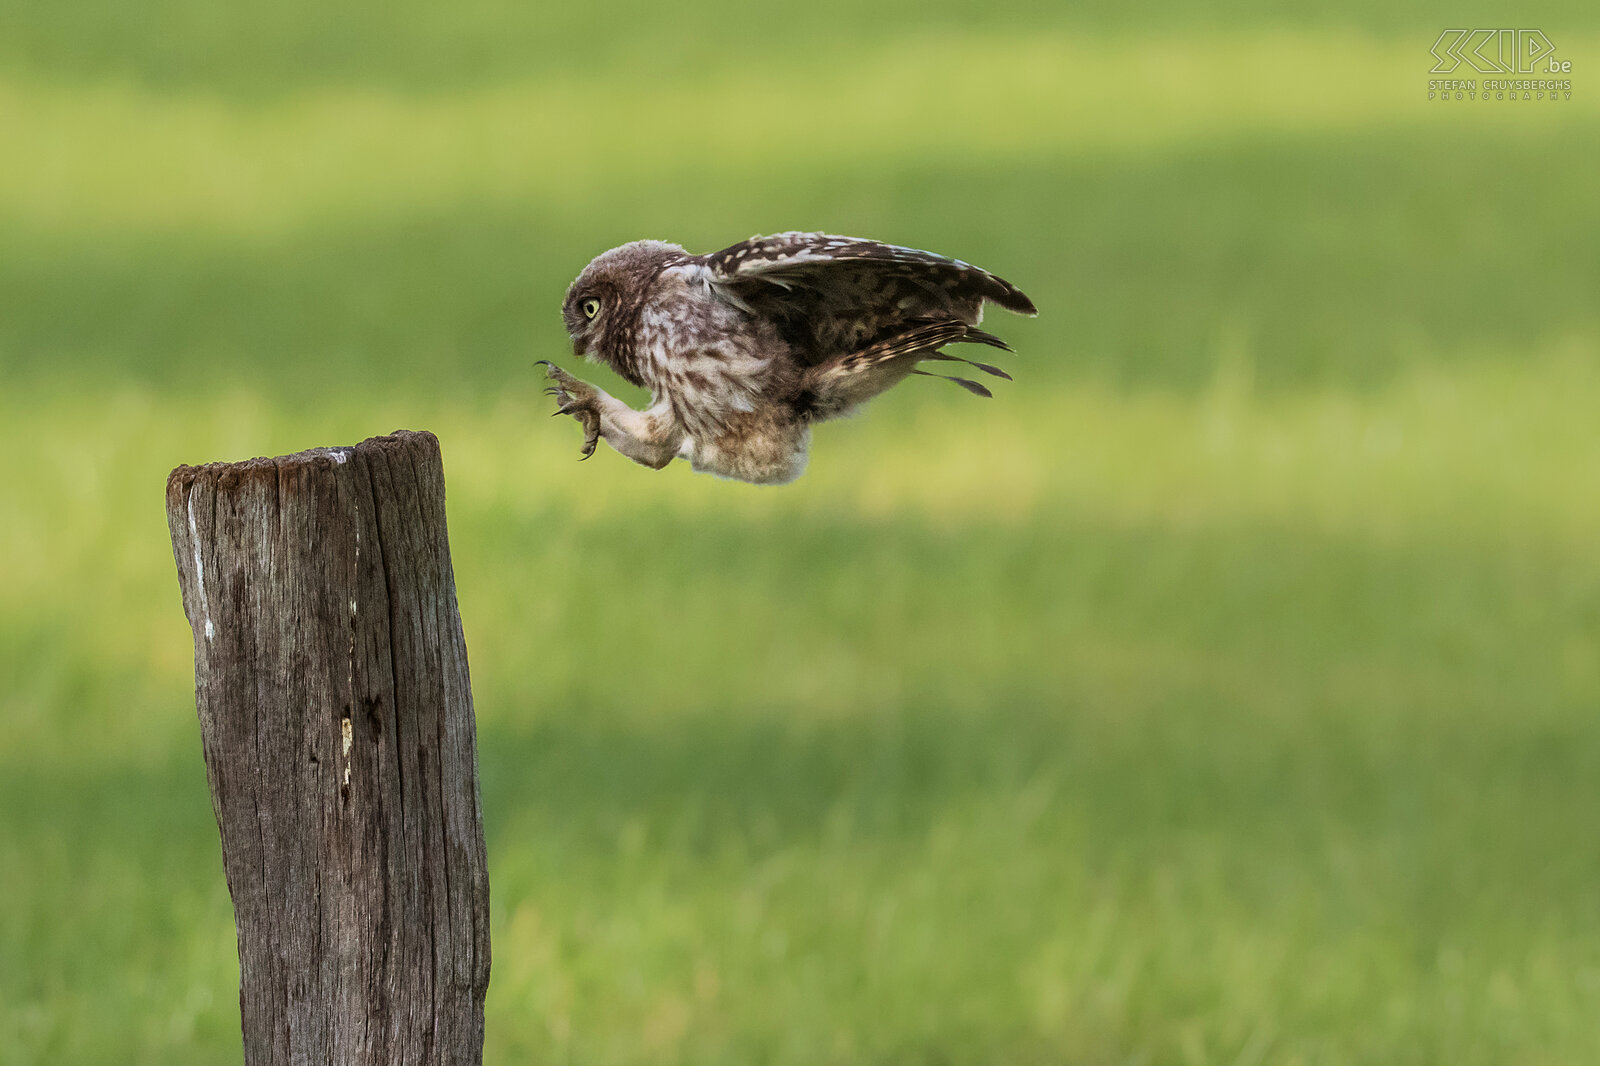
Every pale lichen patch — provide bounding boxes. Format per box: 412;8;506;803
186;486;215;643
341;716;353;786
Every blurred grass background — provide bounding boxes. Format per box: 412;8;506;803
3;1;1599;1063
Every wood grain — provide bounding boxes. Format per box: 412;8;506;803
166;430;490;1066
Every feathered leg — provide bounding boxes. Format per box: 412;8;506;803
539;362;684;468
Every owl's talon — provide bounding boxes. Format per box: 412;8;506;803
541;362;603;459
573;408;601;459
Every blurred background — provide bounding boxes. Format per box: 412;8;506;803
3;1;1598;1063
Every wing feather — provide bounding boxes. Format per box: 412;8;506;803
700;232;1035;365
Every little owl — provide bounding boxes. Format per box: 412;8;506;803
542;231;1036;484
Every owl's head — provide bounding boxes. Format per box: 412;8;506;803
561;240;687;381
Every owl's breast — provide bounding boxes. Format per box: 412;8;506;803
636;295;779;393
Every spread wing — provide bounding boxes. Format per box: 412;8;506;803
699;232;1036;366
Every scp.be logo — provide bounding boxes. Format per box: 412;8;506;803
1429;30;1571;74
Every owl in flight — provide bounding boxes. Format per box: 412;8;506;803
542;232;1036;484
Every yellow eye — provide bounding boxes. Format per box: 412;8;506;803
581;298;601;319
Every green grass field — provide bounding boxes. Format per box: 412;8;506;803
3;2;1599;1063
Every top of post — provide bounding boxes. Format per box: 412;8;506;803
166;430;441;503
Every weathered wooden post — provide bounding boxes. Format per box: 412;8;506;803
165;430;491;1065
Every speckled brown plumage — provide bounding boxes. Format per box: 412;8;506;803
542;231;1036;485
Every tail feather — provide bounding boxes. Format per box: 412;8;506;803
802;317;1012;420
912;369;993;398
851;320;968;365
955;328;1013;352
925;351;1012;380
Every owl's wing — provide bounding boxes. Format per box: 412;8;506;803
700;232;1036;365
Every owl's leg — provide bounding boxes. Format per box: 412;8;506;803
540;362;684;468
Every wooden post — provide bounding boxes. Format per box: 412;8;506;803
166;430;490;1066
